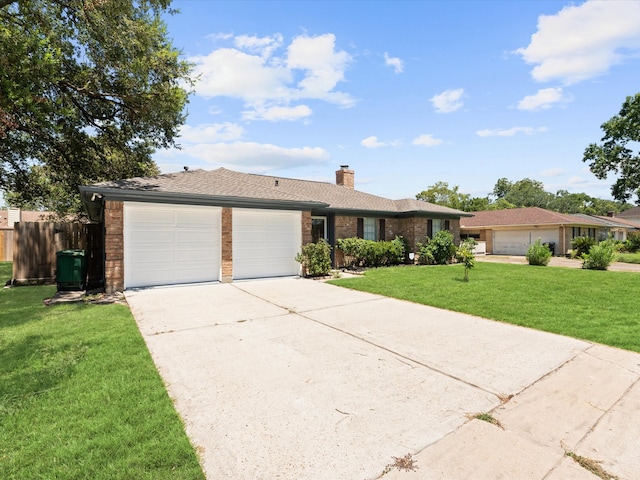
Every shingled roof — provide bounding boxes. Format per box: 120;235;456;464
460;207;602;228
81;167;470;220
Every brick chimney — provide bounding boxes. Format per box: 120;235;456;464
336;165;354;189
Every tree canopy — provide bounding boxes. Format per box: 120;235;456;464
583;93;640;204
417;177;630;215
0;0;192;215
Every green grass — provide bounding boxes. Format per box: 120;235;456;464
0;261;11;284
329;263;640;352
616;252;640;264
0;275;204;479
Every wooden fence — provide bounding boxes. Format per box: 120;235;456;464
12;222;104;288
0;227;13;261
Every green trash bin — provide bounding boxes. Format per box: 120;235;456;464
56;249;87;291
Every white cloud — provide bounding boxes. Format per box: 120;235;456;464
157;141;329;172
516;0;640;84
430;88;464;113
361;136;385;148
177;123;244;143
476;126;548;137
540;167;566;177
191;33;354;121
242;104;312;121
568;176;589;186
412;134;443;147
234;34;283;58
360;136;401;148
384;52;404;73
517;87;572;111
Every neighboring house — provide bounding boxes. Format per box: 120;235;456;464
459;207;608;256
0;207;53;228
616;206;640;223
80;166;472;292
573;214;640;242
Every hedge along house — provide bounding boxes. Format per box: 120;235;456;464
80;166;471;292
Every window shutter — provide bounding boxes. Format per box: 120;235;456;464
444;219;450;231
427;219;433;238
357;218;364;238
379;219;386;241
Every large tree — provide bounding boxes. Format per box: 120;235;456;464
583;93;640;204
0;0;192;215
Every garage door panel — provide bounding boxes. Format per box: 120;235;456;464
494;229;558;255
233;209;301;280
125;203;221;288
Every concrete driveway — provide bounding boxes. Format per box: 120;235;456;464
125;278;640;480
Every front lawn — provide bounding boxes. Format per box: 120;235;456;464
0;277;204;479
616;252;640;264
329;263;640;352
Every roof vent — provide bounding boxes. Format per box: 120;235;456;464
275;179;279;187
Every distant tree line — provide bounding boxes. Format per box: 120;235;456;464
415;178;632;215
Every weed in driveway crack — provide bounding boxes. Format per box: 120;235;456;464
467;412;504;430
380;453;418;476
565;450;619;480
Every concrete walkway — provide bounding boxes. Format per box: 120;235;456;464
125;278;640;480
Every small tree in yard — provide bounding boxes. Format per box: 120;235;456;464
456;239;476;281
295;239;332;277
526;239;552;266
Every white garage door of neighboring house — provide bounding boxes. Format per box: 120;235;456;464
233;208;301;280
124;203;221;289
493;229;558;256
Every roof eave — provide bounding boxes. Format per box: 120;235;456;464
79;186;328;215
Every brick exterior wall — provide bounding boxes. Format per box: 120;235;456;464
104;200;124;293
221;207;233;282
335;215;358;239
301;211;312;245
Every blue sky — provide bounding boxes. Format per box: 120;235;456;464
155;0;640;202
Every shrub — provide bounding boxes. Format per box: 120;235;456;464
526;239;552;266
295;239;332;277
571;236;595;258
582;240;615;270
336;237;406;269
625;230;640;253
417;230;456;265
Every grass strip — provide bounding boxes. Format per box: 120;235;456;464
0;280;204;480
329;262;640;352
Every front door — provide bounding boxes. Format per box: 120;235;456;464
311;216;327;243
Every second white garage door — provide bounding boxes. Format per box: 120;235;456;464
493;229;558;255
233;208;301;280
124;203;221;289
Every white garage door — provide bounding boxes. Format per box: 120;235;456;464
493;229;558;255
233;208;301;280
124;203;221;289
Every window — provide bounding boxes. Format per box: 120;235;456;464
428;219;450;238
311;216;326;243
363;217;377;240
357;217;377;240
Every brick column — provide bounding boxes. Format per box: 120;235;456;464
301;211;312;245
104;200;124;293
221;207;233;282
